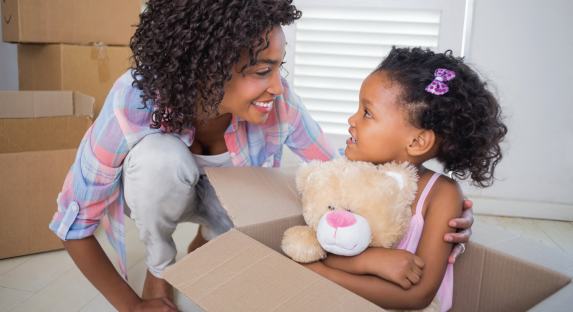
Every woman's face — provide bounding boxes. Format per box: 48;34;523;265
218;26;287;124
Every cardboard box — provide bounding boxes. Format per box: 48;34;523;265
0;91;93;259
164;167;571;312
18;43;131;117
1;0;141;45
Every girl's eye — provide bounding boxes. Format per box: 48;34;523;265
363;108;372;118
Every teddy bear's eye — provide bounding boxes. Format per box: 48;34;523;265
328;205;335;210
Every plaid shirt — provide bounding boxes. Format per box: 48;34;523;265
49;71;335;279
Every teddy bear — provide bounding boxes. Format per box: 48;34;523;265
281;157;418;262
281;157;441;312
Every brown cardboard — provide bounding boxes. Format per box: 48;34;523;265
18;43;132;117
1;0;141;45
0;91;94;259
164;167;571;311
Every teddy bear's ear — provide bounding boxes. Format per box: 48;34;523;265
379;162;419;193
296;161;321;193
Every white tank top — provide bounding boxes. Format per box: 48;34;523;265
192;152;233;175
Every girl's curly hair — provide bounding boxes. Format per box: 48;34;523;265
130;0;301;131
376;47;508;187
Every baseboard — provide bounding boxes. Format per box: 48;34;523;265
472;197;573;221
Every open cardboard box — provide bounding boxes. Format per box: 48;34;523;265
0;91;93;259
164;167;571;311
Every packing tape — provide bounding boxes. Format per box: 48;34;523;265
91;42;111;83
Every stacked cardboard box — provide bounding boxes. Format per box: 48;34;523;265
0;91;94;259
0;0;140;258
18;43;132;117
2;0;142;117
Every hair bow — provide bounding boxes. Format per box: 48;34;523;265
425;68;455;95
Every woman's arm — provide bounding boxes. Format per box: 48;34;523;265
63;237;177;312
309;177;463;309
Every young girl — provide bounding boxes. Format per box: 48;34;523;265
304;47;507;311
48;1;474;310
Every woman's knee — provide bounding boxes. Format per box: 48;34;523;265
122;133;200;222
124;133;200;187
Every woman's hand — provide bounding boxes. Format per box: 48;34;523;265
131;297;178;312
444;198;474;264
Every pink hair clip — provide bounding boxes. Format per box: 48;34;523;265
425;68;456;95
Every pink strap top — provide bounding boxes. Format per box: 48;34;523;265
395;172;453;312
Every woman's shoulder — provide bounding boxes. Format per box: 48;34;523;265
94;70;153;134
102;70;151;115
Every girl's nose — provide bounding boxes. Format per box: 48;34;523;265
348;113;357;127
326;210;356;228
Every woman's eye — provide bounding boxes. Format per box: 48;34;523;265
256;70;271;76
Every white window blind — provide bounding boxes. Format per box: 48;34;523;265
284;0;469;145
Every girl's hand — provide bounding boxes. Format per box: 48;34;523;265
444;198;474;264
366;248;424;290
131;297;178;312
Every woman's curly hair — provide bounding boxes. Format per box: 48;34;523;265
376;47;508;187
130;0;301;131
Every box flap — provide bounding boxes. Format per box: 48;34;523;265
0;91;93;153
451;241;571;312
0;91;94;118
205;167;301;229
164;229;383;312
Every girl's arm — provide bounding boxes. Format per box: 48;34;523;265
307;177;463;309
323;190;470;278
63;237;177;312
323;247;424;290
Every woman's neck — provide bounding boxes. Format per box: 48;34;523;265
191;113;232;155
194;113;232;138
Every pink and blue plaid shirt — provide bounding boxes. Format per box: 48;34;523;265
49;71;335;279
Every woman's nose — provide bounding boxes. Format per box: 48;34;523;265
326;210;356;228
267;70;284;96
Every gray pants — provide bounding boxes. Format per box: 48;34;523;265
122;133;233;278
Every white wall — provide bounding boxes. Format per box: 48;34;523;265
0;4;18;90
462;0;573;220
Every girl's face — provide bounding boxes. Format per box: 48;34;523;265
217;26;286;124
345;71;418;164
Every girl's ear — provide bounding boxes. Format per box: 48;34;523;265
406;129;437;157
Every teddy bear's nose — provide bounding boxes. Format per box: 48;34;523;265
326;210;356;228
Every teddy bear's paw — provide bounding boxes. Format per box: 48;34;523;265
281;226;326;263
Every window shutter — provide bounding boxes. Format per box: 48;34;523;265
285;0;468;138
